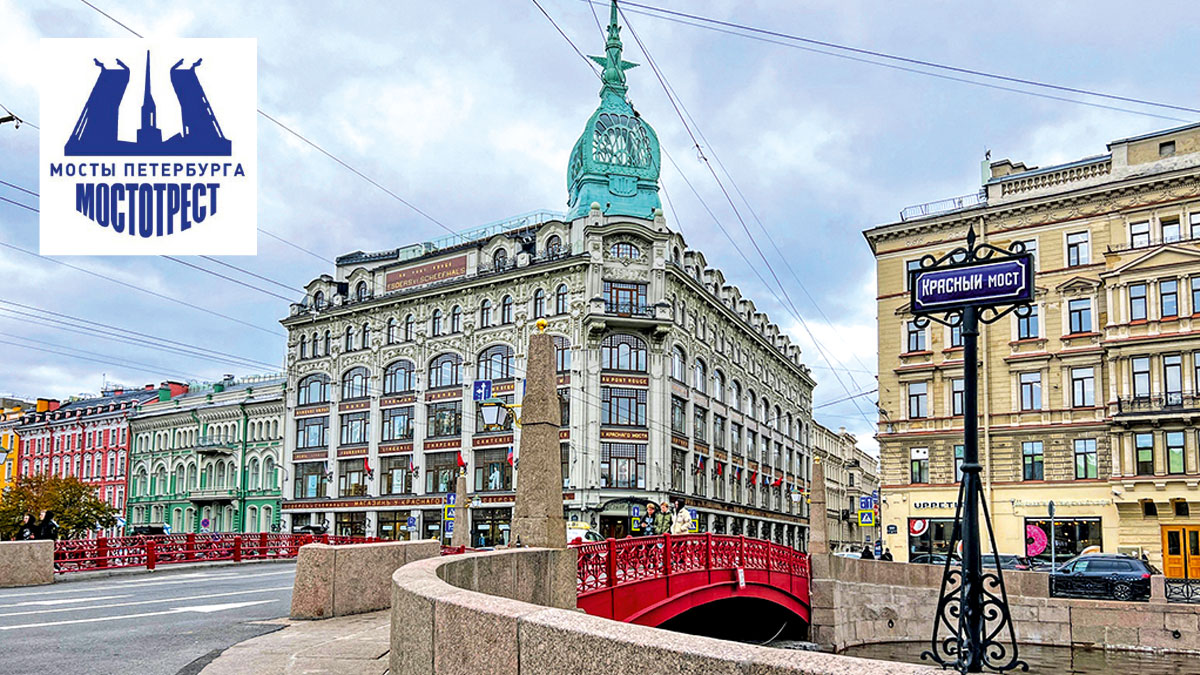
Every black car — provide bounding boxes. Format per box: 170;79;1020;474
1051;554;1158;601
911;553;958;566
292;524;328;535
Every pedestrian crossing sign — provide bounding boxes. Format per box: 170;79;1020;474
858;510;875;527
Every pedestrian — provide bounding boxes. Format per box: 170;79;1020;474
643;502;659;536
881;548;894;562
16;514;36;541
861;543;875;560
671;501;691;535
654;501;672;535
36;510;59;541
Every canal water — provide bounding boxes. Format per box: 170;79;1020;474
835;641;1200;674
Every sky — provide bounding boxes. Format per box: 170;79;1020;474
3;0;1200;455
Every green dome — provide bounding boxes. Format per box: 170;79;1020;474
566;1;662;221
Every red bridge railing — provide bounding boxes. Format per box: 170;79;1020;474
53;533;382;574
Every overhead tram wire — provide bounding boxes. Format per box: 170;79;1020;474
0;334;202;381
0;195;38;214
593;0;1200;122
617;9;878;431
0;180;38;198
0;339;195;381
78;0;462;244
0;101;38;129
258;228;337;265
541;0;876;430
161;256;295;303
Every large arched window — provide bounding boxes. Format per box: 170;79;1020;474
450;306;462;333
186;462;197;490
248;458;261;490
493;248;508;269
431;309;443;337
344;326;355;352
553;335;571;373
383;360;415;394
609;242;641;259
263;457;276;489
386;318;398;344
299;335;308;359
354;281;368;302
671;346;686;381
532;289;546;319
428;353;463;388
477;344;514;380
480;299;492;328
694;359;707;394
545;234;563;256
312;290;325;309
297;374;330;405
555;284;568;315
714;370;725;402
341;367;369;400
501;295;513;324
404;314;414;341
600;334;647;372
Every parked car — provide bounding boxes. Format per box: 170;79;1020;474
988;554;1033;571
910;553;956;566
833;551;861;559
128;525;166;536
1051;554;1158;601
292;524;328;535
567;523;604;544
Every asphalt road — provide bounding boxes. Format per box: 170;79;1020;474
0;561;296;675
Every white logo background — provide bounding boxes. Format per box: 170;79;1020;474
39;38;257;255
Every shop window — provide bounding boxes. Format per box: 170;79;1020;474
1023;517;1102;565
425;452;459;493
473;507;511;548
382;407;413;442
381;456;413;495
474;448;513;492
377;511;411;541
601;442;646;489
334;512;365;537
293;462;326;499
337;459;367;497
427;401;462;438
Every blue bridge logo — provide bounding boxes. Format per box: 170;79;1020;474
65;50;231;156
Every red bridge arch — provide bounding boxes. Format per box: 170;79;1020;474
573;533;810;626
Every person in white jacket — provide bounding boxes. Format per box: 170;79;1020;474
670;501;692;535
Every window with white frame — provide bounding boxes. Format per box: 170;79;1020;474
1019;371;1042;411
1070;367;1095;407
1068;298;1092;334
906;321;926;353
908;382;928;419
1066;231;1090;267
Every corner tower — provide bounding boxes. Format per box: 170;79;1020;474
566;0;662;221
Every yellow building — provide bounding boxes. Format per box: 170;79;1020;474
865;123;1200;572
812;423;881;553
0;400;32;492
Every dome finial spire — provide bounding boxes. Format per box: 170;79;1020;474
589;0;637;98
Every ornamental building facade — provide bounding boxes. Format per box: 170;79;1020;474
278;6;817;548
126;375;285;534
14;385;182;537
812;423;880;553
865;122;1200;571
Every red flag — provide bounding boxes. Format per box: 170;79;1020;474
772;476;782;487
506;448;514;466
456;451;466;468
748;470;756;485
715;463;723;476
363;457;370;473
408;456;416;472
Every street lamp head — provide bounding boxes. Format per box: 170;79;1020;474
479;397;510;430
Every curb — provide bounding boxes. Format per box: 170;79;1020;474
54;557;296;583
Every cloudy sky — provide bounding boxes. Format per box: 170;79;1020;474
2;0;1198;453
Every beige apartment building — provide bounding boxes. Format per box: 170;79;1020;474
865;123;1200;574
813;422;880;553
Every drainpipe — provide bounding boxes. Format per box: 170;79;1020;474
190;410;202;532
979;216;995;553
239;402;248;533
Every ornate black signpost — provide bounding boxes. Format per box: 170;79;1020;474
910;226;1032;674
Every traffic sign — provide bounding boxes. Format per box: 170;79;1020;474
406;516;416;529
874;540;883;557
688;508;699;534
910;255;1033;314
472;380;492;401
444;520;454;534
632;505;640;518
445;493;456;520
859;496;873;511
858;510;876;527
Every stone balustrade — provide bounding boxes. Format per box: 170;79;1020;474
291;538;440;619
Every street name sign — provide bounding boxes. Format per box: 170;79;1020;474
909;254;1033;314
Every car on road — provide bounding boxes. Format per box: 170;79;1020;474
988;554;1034;571
910;553;957;566
567;523;604;544
292;524;328;535
833;551;861;559
1050;553;1158;601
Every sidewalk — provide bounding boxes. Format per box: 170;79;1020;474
199;610;389;675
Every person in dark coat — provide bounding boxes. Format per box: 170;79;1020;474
36;510;59;541
16;514;36;540
880;548;894;562
861;544;875;560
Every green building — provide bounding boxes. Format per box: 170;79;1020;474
127;375;285;533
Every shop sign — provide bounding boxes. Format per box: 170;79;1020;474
887;524;898;535
913;500;959;510
385;254;467;292
1012;499;1110;507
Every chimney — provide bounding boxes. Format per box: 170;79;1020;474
165;380;189;397
36;398;61;413
157;383;170;402
144;384;155;390
213;382;225;393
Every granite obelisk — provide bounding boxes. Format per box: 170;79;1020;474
510;322;566;548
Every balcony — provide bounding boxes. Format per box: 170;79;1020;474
604;301;655;318
196;435;237;455
899;191;986;222
1114;392;1200;418
189;487;237;502
1106;232;1200;255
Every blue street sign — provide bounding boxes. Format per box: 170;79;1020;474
874;540;883;557
472;380;492;401
445;520;454;534
406;516;416;529
910;255;1033;314
446;493;456;506
632;506;640;518
859;496;873;511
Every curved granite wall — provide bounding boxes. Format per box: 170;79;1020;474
390;547;936;675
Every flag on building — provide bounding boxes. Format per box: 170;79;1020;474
506;448;514;466
456;451;466;468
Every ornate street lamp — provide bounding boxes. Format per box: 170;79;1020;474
479;397;521;432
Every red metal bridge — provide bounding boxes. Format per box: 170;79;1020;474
54;533;381;573
573;533;810;627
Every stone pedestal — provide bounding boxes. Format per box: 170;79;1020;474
511;331;566;549
0;541;53;587
452;473;469;548
810;457;828;555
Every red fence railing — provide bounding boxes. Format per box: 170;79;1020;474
573;533;809;595
53;533;383;574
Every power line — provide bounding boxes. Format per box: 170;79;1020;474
259;228;337;265
0;195;38;213
0;101;39;130
199;255;303;294
0;335;200;381
161;256;295;302
815;387;878;409
0;180;38;198
599;0;1199;121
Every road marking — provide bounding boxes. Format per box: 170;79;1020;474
0;568;295;600
0;595;129;609
0;586;290;617
0;599;277;630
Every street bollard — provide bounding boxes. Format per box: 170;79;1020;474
233;536;242;562
146;539;157;571
97;536;108;569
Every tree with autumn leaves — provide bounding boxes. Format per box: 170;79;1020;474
0;474;118;540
